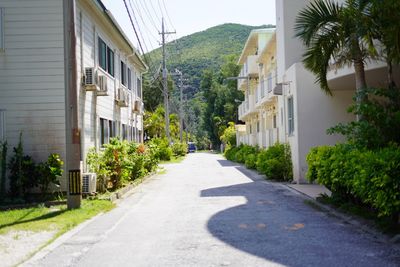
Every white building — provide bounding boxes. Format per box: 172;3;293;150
237;28;285;149
237;0;399;183
0;0;147;190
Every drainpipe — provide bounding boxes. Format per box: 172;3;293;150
79;11;86;172
64;0;81;209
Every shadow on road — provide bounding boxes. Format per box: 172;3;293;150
201;160;397;266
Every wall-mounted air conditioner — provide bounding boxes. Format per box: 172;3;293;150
82;173;97;194
83;67;96;91
133;100;143;113
97;75;108;96
116;88;129;107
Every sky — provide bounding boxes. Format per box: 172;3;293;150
102;0;276;53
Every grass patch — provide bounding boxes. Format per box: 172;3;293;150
0;199;115;236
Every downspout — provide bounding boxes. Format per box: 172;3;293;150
64;0;81;209
93;25;98;150
79;10;85;172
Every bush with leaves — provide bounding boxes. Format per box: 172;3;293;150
220;122;237;149
256;143;292;181
37;154;63;195
8;134;38;199
148;138;172;161
328;88;400;149
306;143;400;220
171;142;188;157
87;139;160;192
0;141;7;200
244;153;258;170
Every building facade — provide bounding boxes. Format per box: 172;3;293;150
237;0;399;183
0;0;147;190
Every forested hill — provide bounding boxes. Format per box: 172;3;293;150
145;23;274;97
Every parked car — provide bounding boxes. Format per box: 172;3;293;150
187;142;196;153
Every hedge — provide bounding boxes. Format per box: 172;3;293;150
307;143;400;219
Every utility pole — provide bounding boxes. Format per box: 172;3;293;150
159;18;175;143
174;69;184;142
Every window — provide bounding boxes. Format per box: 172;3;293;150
288;97;294;135
108;121;117;138
137;78;142;98
121;61;126;86
257;121;260;133
0;8;4;51
122;124;127;140
107;47;114;76
0;110;5;141
98;37;114;76
100;118;109;146
128;68;132;90
273;115;277;129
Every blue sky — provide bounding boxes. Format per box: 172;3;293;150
102;0;276;53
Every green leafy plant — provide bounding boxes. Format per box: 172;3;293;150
0;141;7;200
306;143;400;221
256;143;292;181
328;87;400;149
37;154;63;196
171;142;188;157
8;133;38;199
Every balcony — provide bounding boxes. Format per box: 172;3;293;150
238;94;257;120
256;70;281;108
238;55;259;90
327;60;400;91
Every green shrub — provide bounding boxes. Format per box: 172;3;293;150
244;153;258;169
224;146;239;161
306;144;400;219
256;143;292;181
37;154;63;195
8;133;39;199
148;138;172;161
171;142;188;157
234;145;257;164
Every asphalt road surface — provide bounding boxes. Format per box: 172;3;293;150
24;153;400;267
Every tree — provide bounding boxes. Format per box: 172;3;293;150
370;0;400;88
295;0;374;106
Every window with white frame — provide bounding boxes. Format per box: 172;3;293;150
98;37;114;76
287;97;294;135
0;8;4;51
0;110;5;141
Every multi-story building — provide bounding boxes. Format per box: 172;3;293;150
237;28;285;149
0;0;147;190
238;0;399;183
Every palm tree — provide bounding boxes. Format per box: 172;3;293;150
295;0;374;104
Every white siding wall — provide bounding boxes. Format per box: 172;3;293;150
0;0;65;163
285;64;354;183
76;1;144;171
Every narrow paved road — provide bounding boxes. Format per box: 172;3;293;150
25;153;399;267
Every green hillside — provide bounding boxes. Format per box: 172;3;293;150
145;23;274;97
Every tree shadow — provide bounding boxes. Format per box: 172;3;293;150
200;165;396;266
0;209;67;230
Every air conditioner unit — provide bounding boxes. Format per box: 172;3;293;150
97;75;108;96
133;100;142;113
83;67;96;91
82;173;97;194
116;88;129;107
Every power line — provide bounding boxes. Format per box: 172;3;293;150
130;0;159;44
139;0;160;32
122;0;146;57
162;0;175;31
